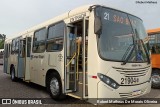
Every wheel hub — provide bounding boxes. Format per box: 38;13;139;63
50;78;59;96
152;75;160;84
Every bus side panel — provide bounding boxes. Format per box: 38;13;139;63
87;12;99;99
45;50;65;87
151;54;160;69
29;54;37;83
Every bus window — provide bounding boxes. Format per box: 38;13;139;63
15;38;19;54
27;37;31;57
46;22;64;51
11;39;16;54
149;33;160;54
19;39;25;58
33;28;46;53
8;44;10;57
151;45;160;54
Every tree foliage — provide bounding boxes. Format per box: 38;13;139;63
0;40;4;49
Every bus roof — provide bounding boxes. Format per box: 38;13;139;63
6;4;140;41
147;28;160;34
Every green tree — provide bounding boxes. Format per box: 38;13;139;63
0;34;6;49
0;40;4;49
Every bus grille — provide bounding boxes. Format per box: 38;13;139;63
113;66;150;77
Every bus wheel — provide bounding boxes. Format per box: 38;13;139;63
11;67;16;81
151;69;160;88
47;72;65;100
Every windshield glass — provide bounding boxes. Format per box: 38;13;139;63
95;7;149;62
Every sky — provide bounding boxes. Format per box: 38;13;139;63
0;0;159;38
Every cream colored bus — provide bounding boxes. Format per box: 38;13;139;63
4;4;151;103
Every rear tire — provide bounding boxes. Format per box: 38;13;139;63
151;69;160;88
47;72;66;100
11;67;17;81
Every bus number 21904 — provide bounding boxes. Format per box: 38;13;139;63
121;77;139;85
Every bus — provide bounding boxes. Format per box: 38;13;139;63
147;28;160;88
4;4;151;104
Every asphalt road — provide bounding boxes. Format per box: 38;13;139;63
0;65;160;107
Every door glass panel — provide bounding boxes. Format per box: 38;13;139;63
27;37;31;57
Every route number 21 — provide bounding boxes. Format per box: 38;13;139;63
104;12;109;20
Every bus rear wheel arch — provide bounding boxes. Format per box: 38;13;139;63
151;68;160;89
46;70;66;100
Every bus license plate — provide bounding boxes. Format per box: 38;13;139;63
121;77;139;85
132;90;142;96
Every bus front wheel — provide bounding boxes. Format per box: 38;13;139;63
151;69;160;88
47;72;65;100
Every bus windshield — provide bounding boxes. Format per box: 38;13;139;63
95;7;149;62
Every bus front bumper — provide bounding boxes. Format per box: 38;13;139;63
98;81;151;99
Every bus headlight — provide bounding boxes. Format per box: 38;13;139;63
98;73;119;89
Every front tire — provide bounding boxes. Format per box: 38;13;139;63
151;69;160;88
47;72;65;100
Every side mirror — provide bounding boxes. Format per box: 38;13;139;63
94;16;102;35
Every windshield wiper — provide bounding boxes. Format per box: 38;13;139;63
121;44;135;65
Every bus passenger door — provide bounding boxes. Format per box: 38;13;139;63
17;38;26;78
64;24;77;93
64;19;88;99
24;37;31;81
4;44;9;73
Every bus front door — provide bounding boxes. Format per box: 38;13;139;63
65;24;77;93
64;18;88;99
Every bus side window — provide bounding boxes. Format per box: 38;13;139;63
152;46;156;54
19;40;25;58
27;37;31;57
8;44;10;57
15;38;19;54
11;39;16;54
46;22;64;52
32;28;46;53
155;45;160;54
